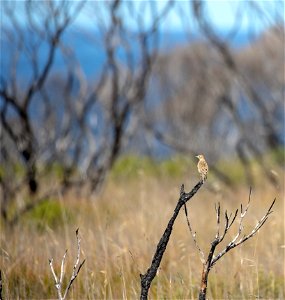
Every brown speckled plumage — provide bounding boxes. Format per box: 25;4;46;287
196;154;208;182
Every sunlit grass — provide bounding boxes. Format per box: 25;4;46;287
1;159;284;299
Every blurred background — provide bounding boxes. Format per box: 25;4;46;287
0;0;284;298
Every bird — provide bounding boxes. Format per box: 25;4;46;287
196;154;208;183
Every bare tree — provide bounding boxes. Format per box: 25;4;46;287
144;1;284;186
0;0;174;226
1;0;282;226
0;0;85;224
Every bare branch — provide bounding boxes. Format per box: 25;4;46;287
0;269;3;300
49;229;85;300
184;203;205;263
215;202;221;238
59;250;68;285
219;208;238;243
63;228;86;299
140;179;204;300
23;1;85;110
191;188;276;300
49;258;62;300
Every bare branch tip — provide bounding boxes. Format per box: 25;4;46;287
215;202;220;212
268;198;276;212
180;184;185;195
81;258;86;266
248;187;252;203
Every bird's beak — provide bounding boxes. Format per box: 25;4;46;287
195;155;199;158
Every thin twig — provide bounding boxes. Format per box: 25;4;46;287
0;270;3;300
63;229;86;299
211;198;275;266
49;229;85;300
184;203;205;263
49;258;63;300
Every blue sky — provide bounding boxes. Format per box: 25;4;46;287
2;0;283;35
75;0;284;33
197;1;283;32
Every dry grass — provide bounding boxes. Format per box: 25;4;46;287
1;171;284;299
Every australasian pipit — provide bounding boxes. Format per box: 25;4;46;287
196;154;208;183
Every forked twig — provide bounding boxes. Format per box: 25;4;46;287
212;198;275;266
49;229;85;300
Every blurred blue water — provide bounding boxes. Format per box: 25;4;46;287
2;28;283;158
0;29;252;81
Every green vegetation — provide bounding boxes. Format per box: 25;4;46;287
110;149;284;184
216;158;246;184
257;268;284;299
0;162;25;179
24;199;74;231
111;154;194;180
268;146;285;165
45;162;66;180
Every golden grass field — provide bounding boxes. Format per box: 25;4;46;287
1;158;284;299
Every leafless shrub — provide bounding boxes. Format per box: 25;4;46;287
49;229;85;300
184;188;276;300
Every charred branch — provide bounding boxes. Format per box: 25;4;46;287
140;180;203;299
